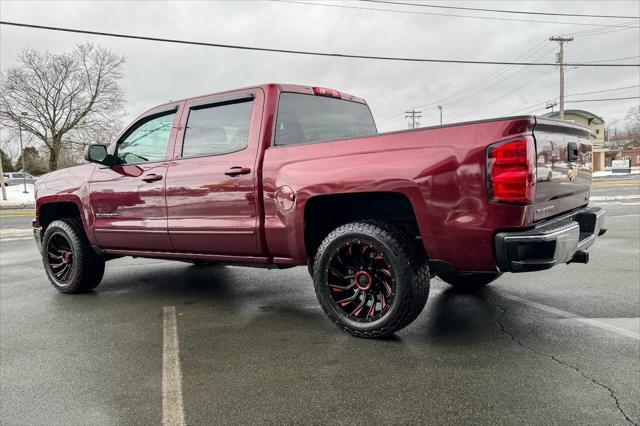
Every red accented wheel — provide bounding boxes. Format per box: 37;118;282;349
42;219;105;294
327;241;396;322
313;221;430;338
46;233;76;284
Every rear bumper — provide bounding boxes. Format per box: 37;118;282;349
495;206;606;273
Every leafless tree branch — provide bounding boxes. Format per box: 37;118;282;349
0;43;125;171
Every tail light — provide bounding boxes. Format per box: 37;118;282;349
487;137;536;204
313;87;341;98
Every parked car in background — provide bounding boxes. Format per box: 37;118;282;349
3;172;37;186
536;162;553;181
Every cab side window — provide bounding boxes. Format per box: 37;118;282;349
181;99;253;158
117;112;176;165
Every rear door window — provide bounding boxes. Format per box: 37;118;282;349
181;99;253;158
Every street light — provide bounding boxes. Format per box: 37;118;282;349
18;112;28;194
437;105;443;125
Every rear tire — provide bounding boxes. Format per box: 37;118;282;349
313;220;430;338
437;271;502;292
42;219;105;294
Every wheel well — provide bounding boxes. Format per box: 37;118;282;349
39;202;82;231
304;192;423;261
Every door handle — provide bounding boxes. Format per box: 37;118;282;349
142;174;163;182
224;166;251;177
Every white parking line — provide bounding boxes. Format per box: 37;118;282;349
498;292;640;341
606;214;640;219
162;306;186;426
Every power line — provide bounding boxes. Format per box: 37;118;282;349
377;42;553;123
504;85;640;115
3;21;639;67
451;68;557;121
567;96;640;103
362;0;640;20
272;0;640;28
568;20;640;38
579;55;640;64
566;85;640;97
377;42;557;123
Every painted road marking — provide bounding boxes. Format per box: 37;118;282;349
590;195;640;201
162;306;186;426
592;182;639;188
0;212;35;217
498;292;640;341
0;229;33;239
606;214;640;219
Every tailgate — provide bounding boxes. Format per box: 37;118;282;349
532;117;593;221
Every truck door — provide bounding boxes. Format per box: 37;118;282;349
164;89;264;255
88;104;182;251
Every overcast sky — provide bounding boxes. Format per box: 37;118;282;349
1;0;639;133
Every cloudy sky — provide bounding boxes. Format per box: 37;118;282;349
1;0;639;132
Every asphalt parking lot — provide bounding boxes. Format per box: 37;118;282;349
1;192;639;424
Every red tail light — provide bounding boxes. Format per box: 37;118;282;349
313;87;342;98
487;137;536;204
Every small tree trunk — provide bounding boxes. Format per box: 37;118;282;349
48;138;61;171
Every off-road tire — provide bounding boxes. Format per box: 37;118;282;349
437;271;502;292
307;259;315;278
313;220;430;338
42;219;105;294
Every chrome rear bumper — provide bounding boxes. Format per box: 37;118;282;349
495;206;606;273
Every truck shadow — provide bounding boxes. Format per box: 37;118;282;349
89;262;505;344
409;284;501;344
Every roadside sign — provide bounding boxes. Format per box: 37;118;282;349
612;159;630;169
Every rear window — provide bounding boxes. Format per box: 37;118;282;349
274;93;377;146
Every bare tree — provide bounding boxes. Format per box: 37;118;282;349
604;120;618;144
625;105;640;141
0;44;125;171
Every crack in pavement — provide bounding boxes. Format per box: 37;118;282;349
487;296;638;426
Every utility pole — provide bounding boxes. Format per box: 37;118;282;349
405;108;422;129
0;149;6;201
437;105;443;125
549;36;573;120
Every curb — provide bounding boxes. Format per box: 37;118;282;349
0;203;36;210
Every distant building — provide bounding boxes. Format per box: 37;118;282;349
542;109;608;171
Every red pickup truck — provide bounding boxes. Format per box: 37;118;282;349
33;83;606;337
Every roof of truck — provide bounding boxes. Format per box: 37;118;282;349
159;83;366;108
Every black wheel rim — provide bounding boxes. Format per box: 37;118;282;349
326;241;395;322
47;233;74;284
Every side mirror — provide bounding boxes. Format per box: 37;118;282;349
84;144;113;166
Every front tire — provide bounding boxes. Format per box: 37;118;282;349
42;219;105;294
313;221;430;338
437;271;502;291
